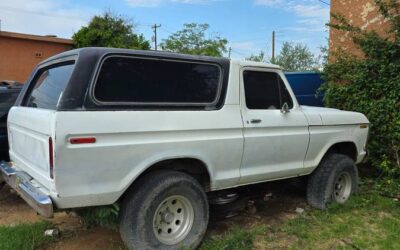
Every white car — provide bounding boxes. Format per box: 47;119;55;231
0;48;369;249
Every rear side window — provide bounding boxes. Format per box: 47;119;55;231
24;63;74;110
94;57;221;105
243;71;293;110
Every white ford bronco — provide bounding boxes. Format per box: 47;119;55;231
0;48;369;249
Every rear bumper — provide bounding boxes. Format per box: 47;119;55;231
0;161;54;218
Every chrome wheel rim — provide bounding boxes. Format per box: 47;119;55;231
333;172;352;203
153;195;194;245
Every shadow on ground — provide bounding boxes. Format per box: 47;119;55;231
0;178;308;250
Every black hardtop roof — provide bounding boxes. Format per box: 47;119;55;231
41;47;230;66
23;47;232;111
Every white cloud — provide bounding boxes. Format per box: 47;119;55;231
125;0;162;7
253;0;329;34
0;0;99;38
290;3;329;19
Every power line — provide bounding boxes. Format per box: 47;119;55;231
230;49;247;58
160;26;175;35
318;0;330;6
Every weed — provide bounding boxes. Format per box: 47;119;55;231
0;221;54;250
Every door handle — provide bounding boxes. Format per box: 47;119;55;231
250;119;262;124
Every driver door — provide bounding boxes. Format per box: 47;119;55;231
239;68;310;184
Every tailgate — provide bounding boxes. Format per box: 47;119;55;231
8;107;56;188
6;61;75;190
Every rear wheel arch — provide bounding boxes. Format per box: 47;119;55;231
121;157;212;201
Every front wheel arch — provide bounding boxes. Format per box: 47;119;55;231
314;141;358;169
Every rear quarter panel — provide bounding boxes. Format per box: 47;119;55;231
53;106;244;208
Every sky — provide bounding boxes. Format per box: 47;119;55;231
0;0;330;59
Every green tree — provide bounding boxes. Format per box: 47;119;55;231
323;0;400;176
161;23;228;57
272;42;316;71
246;51;267;62
72;12;150;50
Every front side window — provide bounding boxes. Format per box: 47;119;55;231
94;57;221;105
243;70;293;110
24;63;75;110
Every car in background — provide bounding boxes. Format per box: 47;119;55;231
285;72;324;107
0;81;23;160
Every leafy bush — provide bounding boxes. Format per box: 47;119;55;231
374;178;400;198
322;0;400;176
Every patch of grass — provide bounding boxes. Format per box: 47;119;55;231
200;226;265;250
281;192;400;249
76;204;120;229
200;187;400;250
0;221;55;250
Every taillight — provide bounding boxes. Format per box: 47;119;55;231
49;137;54;179
69;137;96;144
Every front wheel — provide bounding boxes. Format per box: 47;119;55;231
307;153;358;210
120;170;209;250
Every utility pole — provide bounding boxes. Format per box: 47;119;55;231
228;47;232;58
272;31;275;62
152;24;161;50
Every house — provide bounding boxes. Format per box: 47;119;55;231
329;0;391;57
0;31;73;83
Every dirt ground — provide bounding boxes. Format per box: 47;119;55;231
0;179;307;250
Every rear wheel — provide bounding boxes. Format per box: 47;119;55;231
120;170;209;250
307;153;358;210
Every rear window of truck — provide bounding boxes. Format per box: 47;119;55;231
24;62;75;110
93;56;222;105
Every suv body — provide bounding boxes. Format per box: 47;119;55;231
0;48;369;249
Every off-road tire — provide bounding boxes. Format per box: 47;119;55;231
119;170;209;250
307;153;358;210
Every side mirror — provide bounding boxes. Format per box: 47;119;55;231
281;102;290;114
